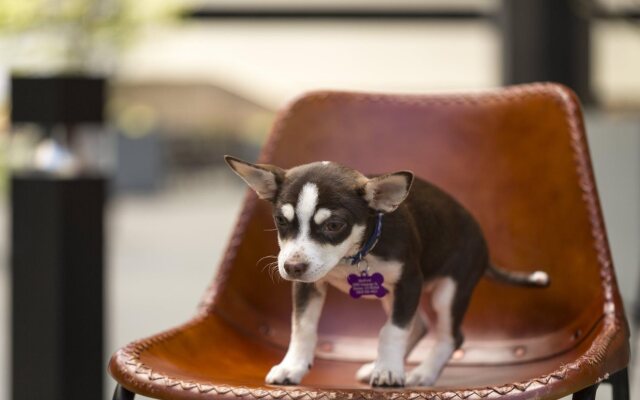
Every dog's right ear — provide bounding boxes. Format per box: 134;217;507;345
224;155;284;201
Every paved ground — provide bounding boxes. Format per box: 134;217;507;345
106;172;245;399
0;110;638;399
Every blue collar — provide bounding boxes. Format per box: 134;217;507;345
344;212;384;265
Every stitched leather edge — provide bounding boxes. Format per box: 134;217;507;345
112;317;618;399
110;83;627;399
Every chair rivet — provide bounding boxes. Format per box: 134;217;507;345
571;329;582;341
452;349;465;360
318;341;334;352
258;324;271;336
604;302;615;314
513;346;526;357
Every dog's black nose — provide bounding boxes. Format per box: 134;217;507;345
284;262;308;278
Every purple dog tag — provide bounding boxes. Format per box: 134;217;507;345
348;271;389;299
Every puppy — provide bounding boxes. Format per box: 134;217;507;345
225;156;549;387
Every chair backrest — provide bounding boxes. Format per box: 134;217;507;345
203;83;624;366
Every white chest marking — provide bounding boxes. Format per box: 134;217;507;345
322;254;403;297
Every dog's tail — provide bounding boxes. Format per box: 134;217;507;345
485;264;550;288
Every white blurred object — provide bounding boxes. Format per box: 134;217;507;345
33;138;79;175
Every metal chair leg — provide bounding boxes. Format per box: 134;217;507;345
573;383;599;400
607;368;630;400
113;384;135;400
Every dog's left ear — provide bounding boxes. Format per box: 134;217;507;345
363;171;414;213
225;155;284;202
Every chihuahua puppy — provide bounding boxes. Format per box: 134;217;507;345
225;156;549;387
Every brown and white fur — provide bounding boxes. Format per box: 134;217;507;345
225;156;549;388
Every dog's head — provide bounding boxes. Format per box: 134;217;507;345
225;156;413;282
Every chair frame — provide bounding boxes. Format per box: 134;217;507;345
109;84;630;400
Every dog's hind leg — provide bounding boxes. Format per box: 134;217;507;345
405;277;457;387
406;310;429;356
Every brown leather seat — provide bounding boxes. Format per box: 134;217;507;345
109;83;630;400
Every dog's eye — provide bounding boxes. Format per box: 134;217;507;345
274;216;288;226
323;220;346;233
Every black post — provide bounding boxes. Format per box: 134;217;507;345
11;173;105;400
573;383;599;400
607;368;630;400
113;385;136;400
501;0;593;104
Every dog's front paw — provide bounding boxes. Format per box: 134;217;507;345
370;363;405;387
355;362;375;383
405;366;439;387
265;362;310;385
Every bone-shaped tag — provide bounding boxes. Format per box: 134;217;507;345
347;272;388;299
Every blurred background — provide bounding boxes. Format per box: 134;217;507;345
0;0;638;399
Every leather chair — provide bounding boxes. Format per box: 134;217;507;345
109;83;630;400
